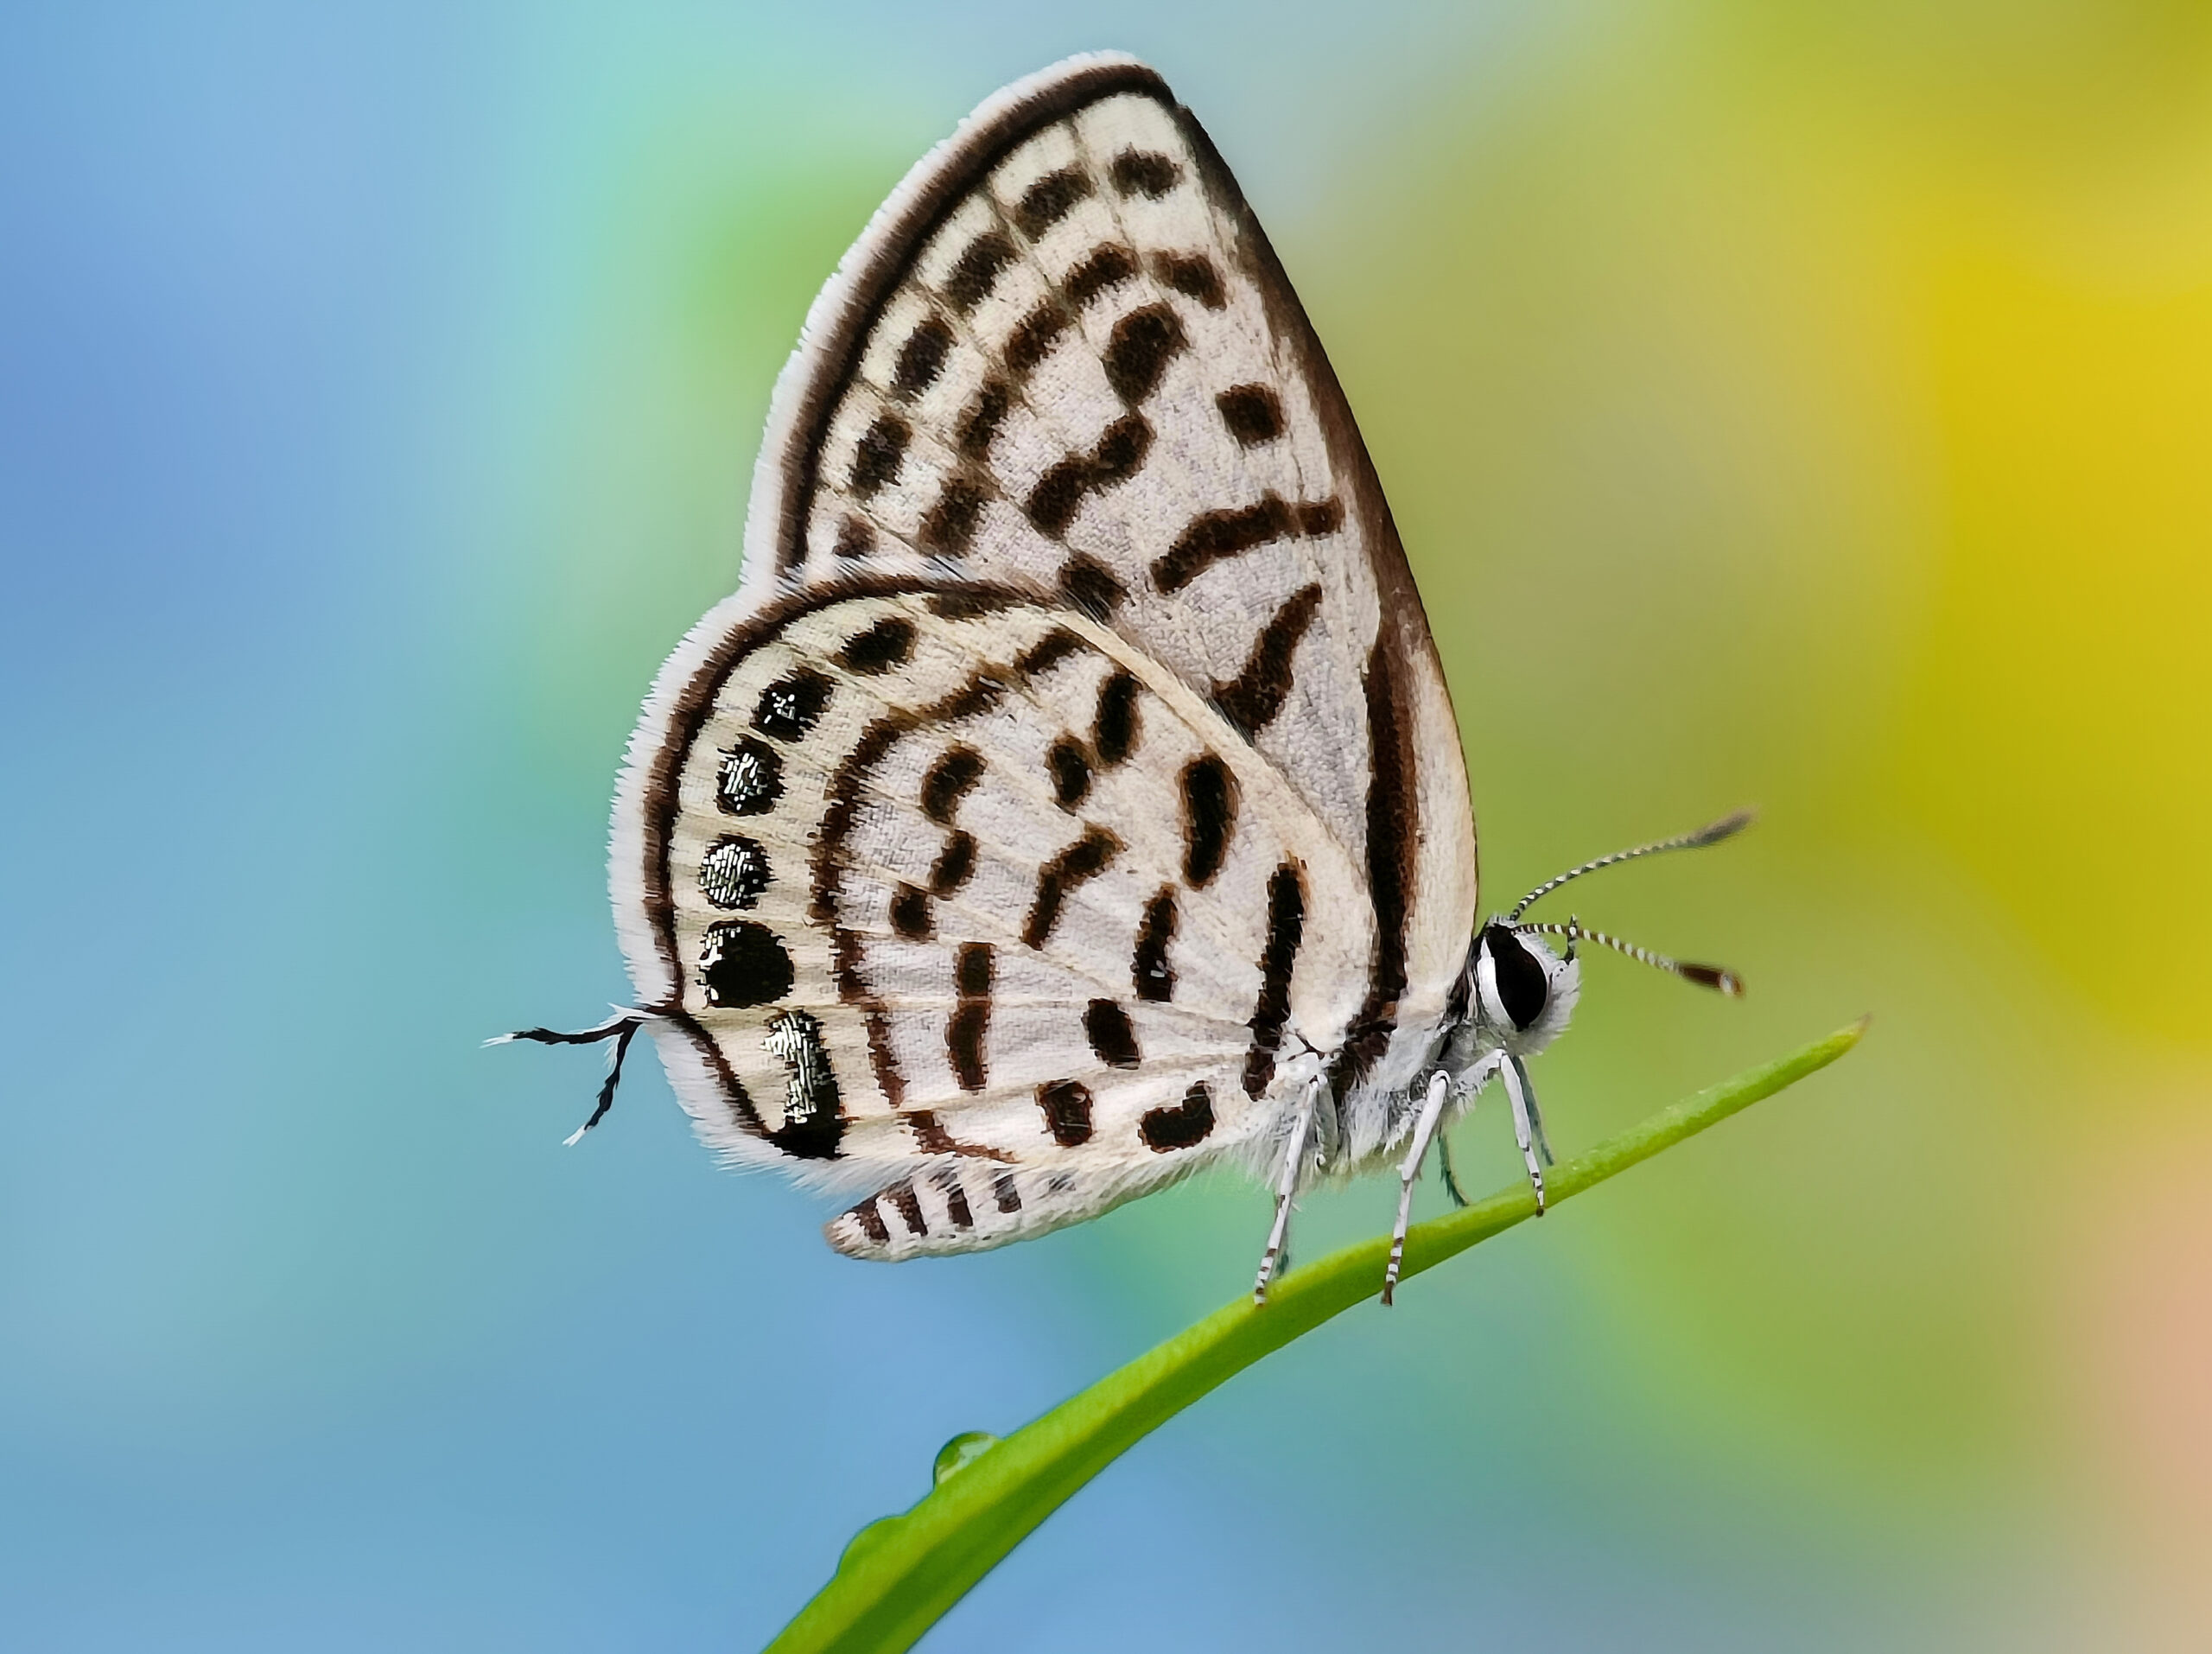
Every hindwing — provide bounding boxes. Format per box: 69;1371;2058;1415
616;582;1372;1255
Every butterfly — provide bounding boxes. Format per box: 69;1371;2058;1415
505;52;1749;1304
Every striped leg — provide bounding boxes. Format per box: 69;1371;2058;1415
1254;1078;1320;1305
1382;1071;1452;1306
1498;1053;1548;1212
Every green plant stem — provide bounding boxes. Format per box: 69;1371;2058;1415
766;1019;1866;1654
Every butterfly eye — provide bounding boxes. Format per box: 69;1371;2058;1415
1482;925;1550;1031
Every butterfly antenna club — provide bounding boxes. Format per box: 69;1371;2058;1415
1506;807;1755;922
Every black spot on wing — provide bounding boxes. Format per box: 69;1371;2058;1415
947;942;991;1092
1036;1078;1094;1147
700;920;794;1009
1150;251;1224;310
1134;887;1177;1002
918;476;986;558
1243;864;1306;1097
1103;304;1187;404
1179;756;1237;887
956;378;1010;459
889;883;932;940
928;830;976;896
851;1196;890;1244
832;515;874;559
944;232;1016;313
1211;584;1323;740
993;1169;1022;1213
763;1008;842;1159
1064;243;1137;307
1026;413;1153;539
1110;149;1183;198
849;413;909;498
1084;999;1140;1069
1006;301;1071;377
716;738;783;816
752;669;830;741
920;746;985;824
1014;627;1084;679
1216;384;1285;446
892;315;954;398
700;836;771;910
1048;739;1092;810
1152;492;1343;595
1091;671;1140;766
1141;1082;1216;1151
838;615;915;674
1025;827;1119;948
1058;555;1126;620
1014;165;1095;238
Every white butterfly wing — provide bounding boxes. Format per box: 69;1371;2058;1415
620;586;1373;1256
611;54;1478;1255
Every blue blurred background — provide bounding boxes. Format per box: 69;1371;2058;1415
6;3;2209;1649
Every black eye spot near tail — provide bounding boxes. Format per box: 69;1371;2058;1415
700;836;771;909
716;738;783;816
763;1008;842;1158
1484;924;1549;1031
753;669;830;741
700;920;794;1008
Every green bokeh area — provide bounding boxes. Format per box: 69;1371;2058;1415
5;3;2207;1650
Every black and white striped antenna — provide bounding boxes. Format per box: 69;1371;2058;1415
1506;808;1755;921
1506;808;1755;996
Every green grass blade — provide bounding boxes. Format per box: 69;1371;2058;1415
766;1019;1867;1654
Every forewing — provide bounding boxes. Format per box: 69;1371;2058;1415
613;583;1374;1256
736;54;1478;1095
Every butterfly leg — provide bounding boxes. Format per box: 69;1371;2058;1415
1382;1070;1452;1305
1435;1130;1471;1209
1254;1078;1321;1306
1497;1053;1548;1212
491;1011;645;1144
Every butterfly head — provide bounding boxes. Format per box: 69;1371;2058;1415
1473;920;1581;1056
